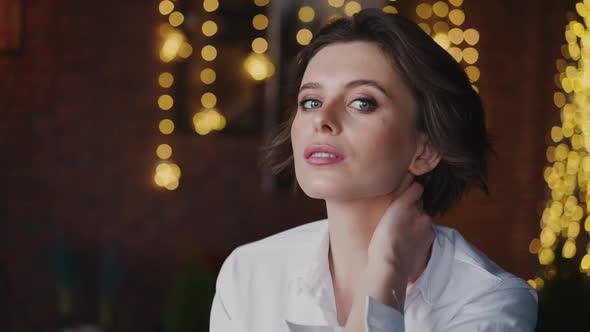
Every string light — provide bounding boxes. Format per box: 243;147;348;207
296;3;319;47
415;1;481;92
529;0;590;288
194;0;226;136
245;0;274;81
155;0;194;190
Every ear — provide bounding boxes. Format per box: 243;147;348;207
409;134;442;176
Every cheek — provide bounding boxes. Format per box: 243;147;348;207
290;117;302;152
353;126;412;183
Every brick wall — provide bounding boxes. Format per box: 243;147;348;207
0;0;576;330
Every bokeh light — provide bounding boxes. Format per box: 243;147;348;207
296;29;313;46
158;72;174;88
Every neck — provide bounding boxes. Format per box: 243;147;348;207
326;194;394;286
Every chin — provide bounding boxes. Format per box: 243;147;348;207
297;179;347;200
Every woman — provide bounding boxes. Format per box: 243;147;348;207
210;9;537;332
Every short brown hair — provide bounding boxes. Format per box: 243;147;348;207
260;8;494;217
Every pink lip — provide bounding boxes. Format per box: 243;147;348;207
304;144;345;165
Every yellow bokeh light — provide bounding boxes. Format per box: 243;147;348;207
254;0;269;6
449;9;465;26
573;22;585;37
383;6;398;14
541;228;557;247
462;47;479;64
562;239;577;258
529;238;541;254
159;119;175;135
200;68;216;84
448;47;462;62
568;222;580;238
449;0;464;6
551;126;563;143
296;29;313;46
534;277;545;289
328;0;344;8
193;108;227;135
156;144;172;159
539;248;555;265
582;254;590;270
464;28;480;45
202;20;218;37
298;6;315;23
546;146;556;162
160;31;184;62
253;14;269;30
465;66;480;82
178;42;193;58
165;179;179;190
553;92;566;108
159;0;174;15
158;72;174;88
527;279;537;289
433;32;450;50
577;2;589;17
344;1;362;17
169;11;185;27
201;92;217;108
416;3;432;19
432;1;449;17
244;52;275;81
448;28;464;45
433;21;450;34
158;94;174;111
203;0;219;12
154;163;180;188
418;23;431;35
252;37;268;54
201;45;217;61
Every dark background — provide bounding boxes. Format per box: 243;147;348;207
0;0;579;330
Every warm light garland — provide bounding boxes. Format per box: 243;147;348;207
528;0;590;291
193;0;227;136
154;0;190;190
415;0;480;93
245;0;275;81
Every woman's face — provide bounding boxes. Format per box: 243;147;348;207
291;41;421;201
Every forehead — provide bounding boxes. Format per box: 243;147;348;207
301;41;399;87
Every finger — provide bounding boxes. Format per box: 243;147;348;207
399;182;424;206
389;171;415;202
398;171;415;193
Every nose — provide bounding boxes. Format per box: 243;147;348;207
312;99;341;135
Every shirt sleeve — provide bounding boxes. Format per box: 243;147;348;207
364;294;405;332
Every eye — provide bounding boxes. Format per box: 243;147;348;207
349;98;377;112
299;99;322;110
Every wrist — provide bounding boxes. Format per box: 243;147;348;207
365;260;408;311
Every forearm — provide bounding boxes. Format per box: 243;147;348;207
344;261;407;332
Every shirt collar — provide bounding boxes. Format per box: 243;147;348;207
284;219;455;326
285;219;338;326
409;224;455;305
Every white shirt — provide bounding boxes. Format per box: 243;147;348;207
210;219;538;332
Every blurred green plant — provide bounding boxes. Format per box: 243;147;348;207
536;239;590;332
162;255;216;332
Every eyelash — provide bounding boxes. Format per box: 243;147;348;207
298;97;378;113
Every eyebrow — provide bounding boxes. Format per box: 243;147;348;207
298;79;392;99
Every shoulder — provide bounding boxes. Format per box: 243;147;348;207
214;219;327;313
436;225;537;293
431;225;537;326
